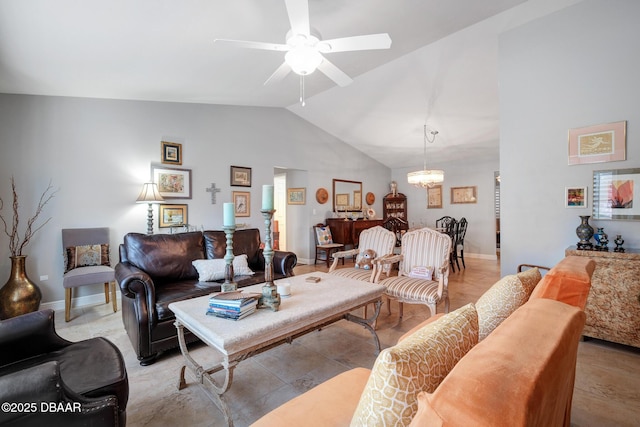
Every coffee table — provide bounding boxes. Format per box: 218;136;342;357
169;271;384;427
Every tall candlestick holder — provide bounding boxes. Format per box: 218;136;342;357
221;225;237;292
258;209;280;311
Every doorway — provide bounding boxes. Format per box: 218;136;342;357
273;172;287;251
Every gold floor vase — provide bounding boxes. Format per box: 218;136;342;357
0;255;42;319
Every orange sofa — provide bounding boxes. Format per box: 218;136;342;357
251;256;595;427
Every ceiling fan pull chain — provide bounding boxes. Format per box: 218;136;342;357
300;75;306;107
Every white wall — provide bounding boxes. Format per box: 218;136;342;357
392;156;500;259
499;0;640;274
0;94;391;304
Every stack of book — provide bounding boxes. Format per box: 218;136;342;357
206;291;260;320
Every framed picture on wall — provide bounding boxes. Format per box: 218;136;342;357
568;120;626;165
565;186;587;208
232;191;250;217
593;168;640;220
151;165;192;199
451;186;477;204
159;204;188;227
230;165;252;187
427;185;443;209
287;188;306;205
161;141;182;165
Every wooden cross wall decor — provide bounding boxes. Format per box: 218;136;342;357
206;183;222;204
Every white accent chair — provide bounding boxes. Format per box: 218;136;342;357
62;227;117;322
329;226;396;283
375;227;451;319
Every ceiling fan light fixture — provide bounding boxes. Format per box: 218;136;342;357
285;46;323;75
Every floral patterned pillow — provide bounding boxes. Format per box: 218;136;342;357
64;244;110;273
315;226;333;244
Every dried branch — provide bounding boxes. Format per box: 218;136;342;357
0;177;57;257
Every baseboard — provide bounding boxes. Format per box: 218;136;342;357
40;290;122;312
296;257;314;265
465;252;498;261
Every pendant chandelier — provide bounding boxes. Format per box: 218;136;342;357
407;125;443;188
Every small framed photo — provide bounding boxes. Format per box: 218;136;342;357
230;165;252;187
159;204;188;228
161;141;182;165
151;165;192;199
427;185;443;209
232;191;250;217
451;186;477;204
353;191;362;209
287;188;306;205
568;120;626;165
565;187;587;208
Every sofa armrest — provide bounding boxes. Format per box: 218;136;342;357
0;310;71;366
115;262;156;301
0;361;119;426
272;250;297;276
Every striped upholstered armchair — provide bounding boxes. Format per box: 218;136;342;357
375;227;452;319
328;226;396;282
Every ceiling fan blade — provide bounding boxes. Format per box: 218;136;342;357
284;0;310;37
318;33;392;53
214;38;289;52
317;57;353;87
264;62;292;85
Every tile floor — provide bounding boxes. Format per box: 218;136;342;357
53;258;640;427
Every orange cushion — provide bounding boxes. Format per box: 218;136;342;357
529;256;595;309
251;367;371;427
408;298;586;427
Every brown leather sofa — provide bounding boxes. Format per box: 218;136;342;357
0;309;128;426
115;229;297;365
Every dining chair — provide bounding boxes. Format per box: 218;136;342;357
454;217;468;269
382;216;409;248
62;227;117;322
375;227;452;319
313;224;345;268
329;225;396;282
436;216;458;272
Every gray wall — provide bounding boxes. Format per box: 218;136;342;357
499;0;640;274
0;94;391;305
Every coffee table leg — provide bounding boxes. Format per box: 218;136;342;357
175;320;237;427
345;299;382;354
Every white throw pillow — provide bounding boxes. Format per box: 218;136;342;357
192;254;255;281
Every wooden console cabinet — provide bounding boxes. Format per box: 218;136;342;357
326;218;383;248
565;246;640;348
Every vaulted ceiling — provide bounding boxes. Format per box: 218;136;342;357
0;0;581;169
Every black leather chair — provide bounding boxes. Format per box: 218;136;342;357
0;309;128;426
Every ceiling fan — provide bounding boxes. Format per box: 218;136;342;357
214;0;392;88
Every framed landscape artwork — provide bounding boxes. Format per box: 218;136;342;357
232;191;250;217
161;141;182;165
151;165;192;199
565;186;587;208
568;121;626;165
159;204;188;227
427;185;442;209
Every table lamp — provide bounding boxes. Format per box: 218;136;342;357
136;182;164;234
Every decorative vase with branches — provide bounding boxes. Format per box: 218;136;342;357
0;177;57;319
